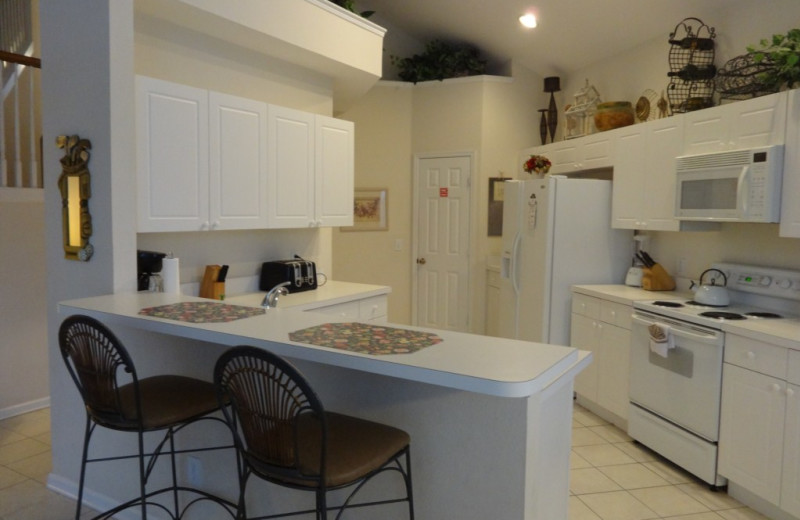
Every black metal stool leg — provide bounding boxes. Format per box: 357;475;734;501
138;429;148;519
74;416;93;520
405;448;415;520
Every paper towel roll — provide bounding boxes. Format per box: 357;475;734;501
162;257;181;294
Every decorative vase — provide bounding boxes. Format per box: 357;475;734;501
538;109;548;145
594;101;635;132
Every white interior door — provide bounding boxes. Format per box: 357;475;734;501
414;155;471;331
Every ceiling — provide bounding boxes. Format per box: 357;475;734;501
359;0;738;76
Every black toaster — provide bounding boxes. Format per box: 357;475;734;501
259;258;317;293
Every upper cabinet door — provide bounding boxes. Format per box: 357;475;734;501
209;92;268;230
683;91;788;155
267;105;315;228
315;115;354;227
137;76;209;232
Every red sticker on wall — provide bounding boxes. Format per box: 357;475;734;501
440;187;449;197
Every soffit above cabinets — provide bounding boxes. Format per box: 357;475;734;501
134;0;386;111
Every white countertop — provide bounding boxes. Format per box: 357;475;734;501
225;280;390;310
574;284;800;350
572;284;688;306
59;290;588;398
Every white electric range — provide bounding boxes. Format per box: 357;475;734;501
628;263;800;488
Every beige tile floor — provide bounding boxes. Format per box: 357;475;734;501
570;405;771;520
0;405;774;520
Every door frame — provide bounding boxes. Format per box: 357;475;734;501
411;151;476;329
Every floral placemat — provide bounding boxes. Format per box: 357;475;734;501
289;322;442;355
139;302;266;323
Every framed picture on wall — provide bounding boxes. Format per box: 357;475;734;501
342;188;388;231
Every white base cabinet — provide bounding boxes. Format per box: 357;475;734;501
571;292;632;424
719;335;800;518
308;294;388;322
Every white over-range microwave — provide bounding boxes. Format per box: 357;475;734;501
674;144;784;222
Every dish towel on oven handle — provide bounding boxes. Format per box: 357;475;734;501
648;322;675;358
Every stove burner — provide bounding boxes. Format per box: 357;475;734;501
744;312;782;319
652;301;684;308
686;300;728;308
699;311;746;320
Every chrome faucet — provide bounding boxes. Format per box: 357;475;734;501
262;281;291;308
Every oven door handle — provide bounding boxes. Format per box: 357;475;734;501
632;314;723;345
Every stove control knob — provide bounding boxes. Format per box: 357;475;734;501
777;279;792;290
759;276;772;287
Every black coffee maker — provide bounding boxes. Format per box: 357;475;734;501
137;250;166;291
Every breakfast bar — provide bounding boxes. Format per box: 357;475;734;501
55;291;590;519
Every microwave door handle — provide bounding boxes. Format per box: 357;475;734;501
737;165;749;217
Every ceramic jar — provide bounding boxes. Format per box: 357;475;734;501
594;101;635;132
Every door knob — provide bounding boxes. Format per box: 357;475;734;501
416;258;426;265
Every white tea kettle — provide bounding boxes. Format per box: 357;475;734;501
691;268;730;306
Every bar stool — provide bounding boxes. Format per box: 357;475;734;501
214;346;414;519
58;315;237;519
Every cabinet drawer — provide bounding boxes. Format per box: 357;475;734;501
725;334;789;379
359;296;388;321
789;350;800;385
312;300;360;320
600;301;632;329
572;294;600;319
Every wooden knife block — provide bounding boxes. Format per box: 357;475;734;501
199;265;225;300
641;263;676;291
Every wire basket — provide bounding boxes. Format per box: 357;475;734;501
716;53;781;101
667;18;716;113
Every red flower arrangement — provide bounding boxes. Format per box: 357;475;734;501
523;155;552;175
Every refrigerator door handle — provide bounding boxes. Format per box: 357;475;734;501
511;232;522;295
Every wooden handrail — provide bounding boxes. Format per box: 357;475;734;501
0;50;41;68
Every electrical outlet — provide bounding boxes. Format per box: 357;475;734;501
187;456;203;487
677;257;687;276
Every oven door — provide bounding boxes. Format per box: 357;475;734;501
629;311;725;441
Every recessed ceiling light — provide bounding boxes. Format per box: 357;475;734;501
519;13;537;28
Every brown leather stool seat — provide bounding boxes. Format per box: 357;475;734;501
214;346;415;519
58;315;237;520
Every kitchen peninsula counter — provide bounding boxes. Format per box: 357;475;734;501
55;291;590;519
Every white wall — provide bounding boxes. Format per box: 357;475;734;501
562;1;800;282
0;193;47;417
335;68;541;330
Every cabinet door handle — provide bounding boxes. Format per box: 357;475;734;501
787;388;795;397
772;383;782;392
416;258;426;265
746;351;756;360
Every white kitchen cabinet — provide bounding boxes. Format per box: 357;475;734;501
719;363;785;504
209;92;268;230
137;77;267;232
719;334;800;516
780;88;800;238
268;105;315;228
526;130;615;175
612;117;684;231
683;91;787;155
267;107;354;228
309;294;388;322
138;76;354;232
137;76;210;232
781;350;800;518
570;292;632;424
315;115;355;227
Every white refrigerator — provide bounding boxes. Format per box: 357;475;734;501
498;176;632;345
